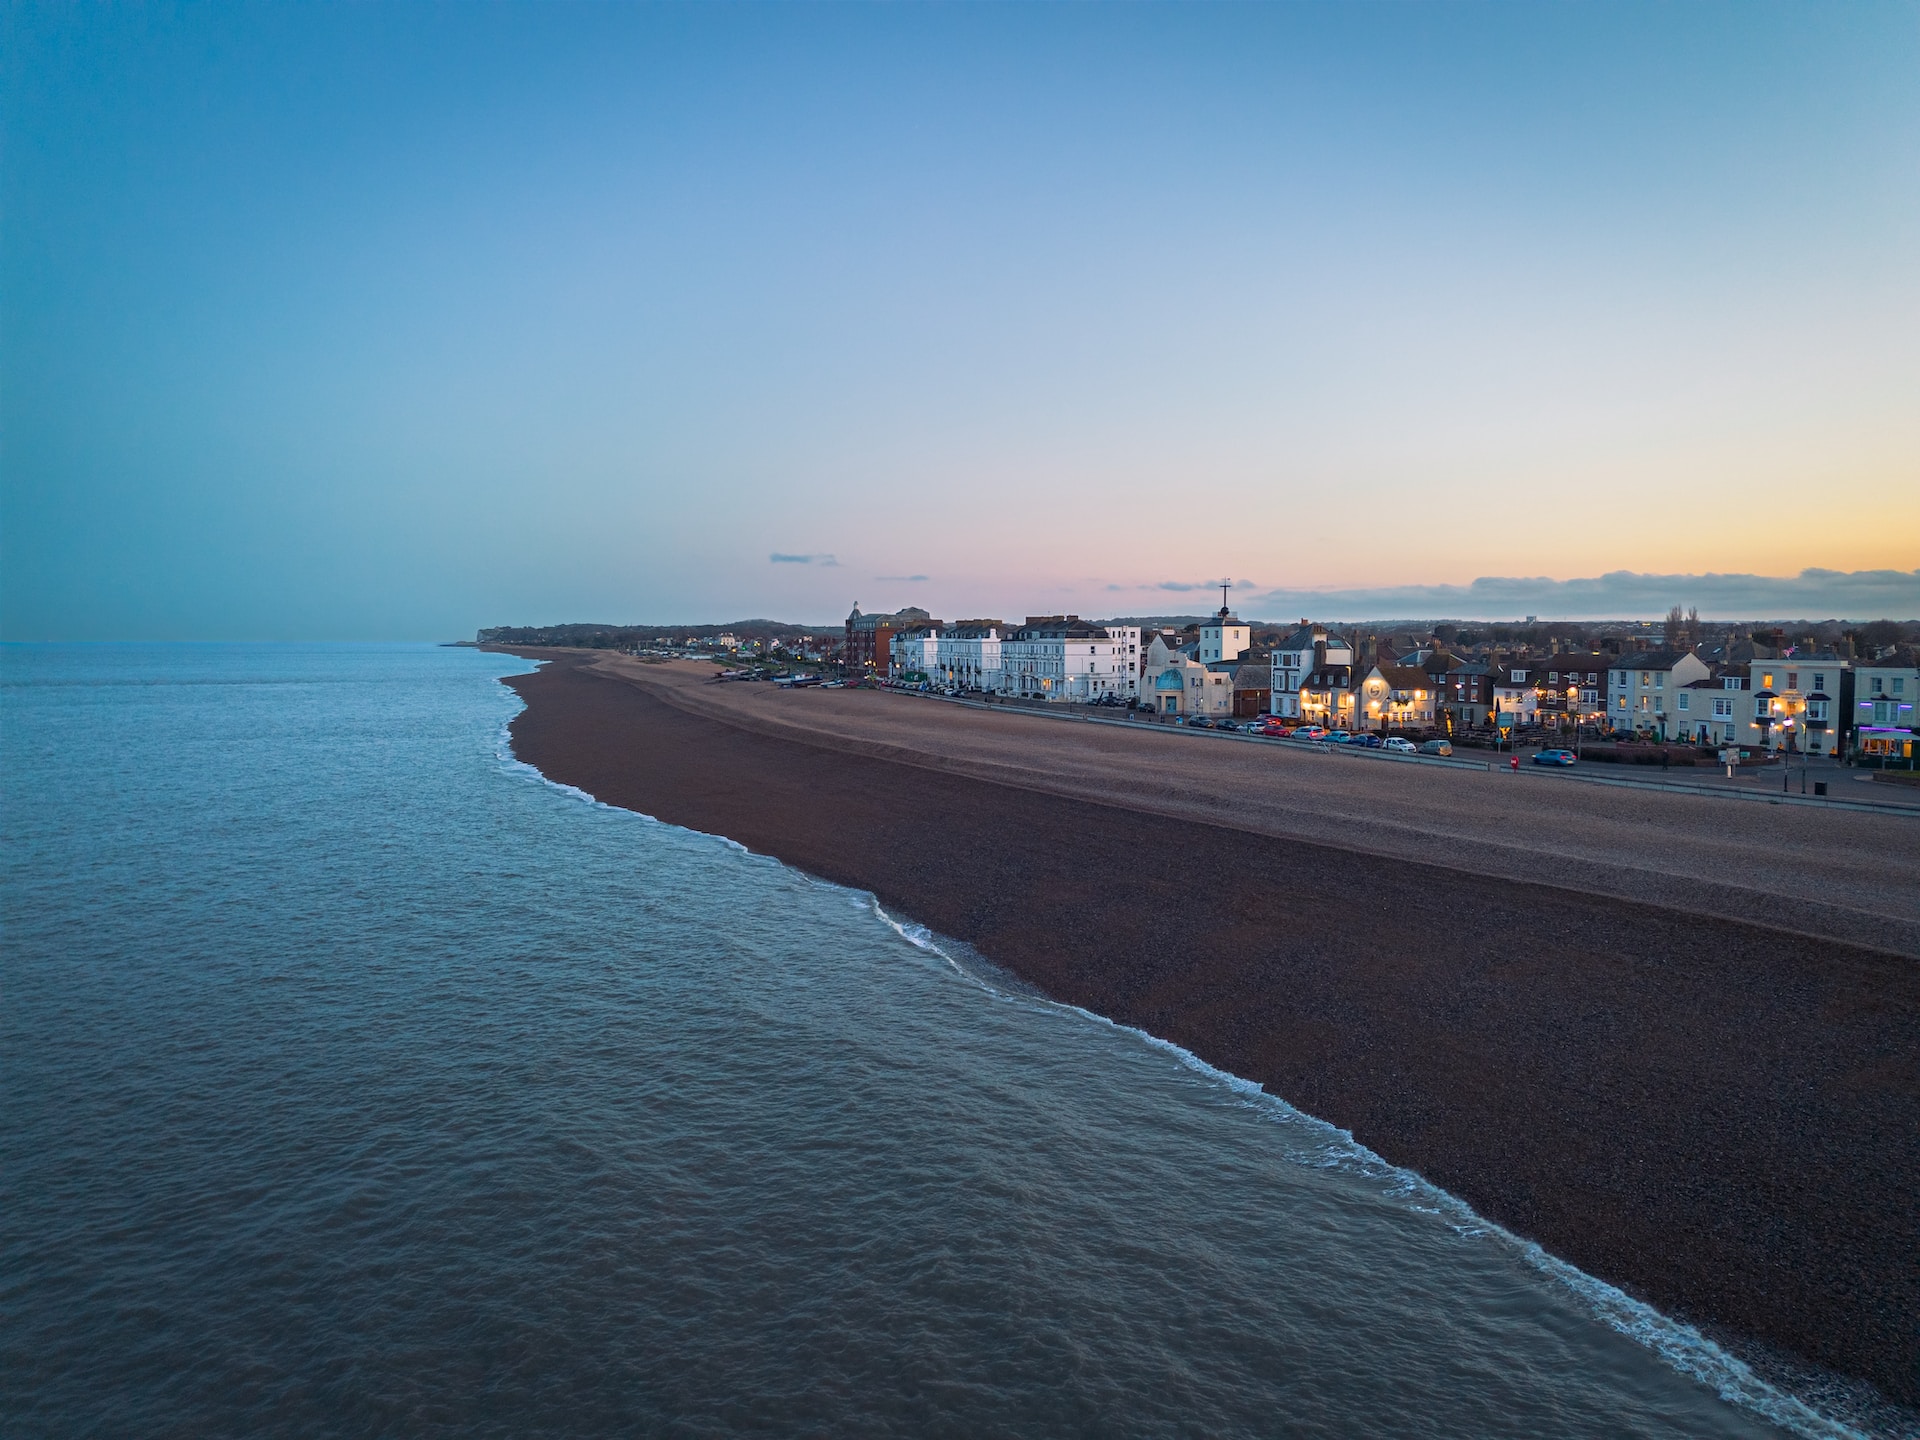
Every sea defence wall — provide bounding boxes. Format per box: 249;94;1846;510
496;648;1920;1406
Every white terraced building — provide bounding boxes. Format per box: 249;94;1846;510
887;624;940;680
999;617;1140;702
932;621;1006;693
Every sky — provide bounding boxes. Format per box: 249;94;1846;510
4;3;1918;639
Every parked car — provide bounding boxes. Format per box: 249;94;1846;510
1294;726;1329;741
1261;723;1294;737
1185;717;1215;729
1217;719;1242;732
1324;730;1352;744
1348;733;1384;749
1532;749;1577;766
1418;739;1452;755
1383;737;1417;753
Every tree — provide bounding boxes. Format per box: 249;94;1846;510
1663;605;1687;651
1858;619;1905;652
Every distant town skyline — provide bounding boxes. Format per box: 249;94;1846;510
5;4;1916;640
814;566;1920;626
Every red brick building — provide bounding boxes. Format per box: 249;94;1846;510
844;604;935;676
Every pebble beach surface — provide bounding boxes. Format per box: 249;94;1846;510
498;648;1920;1410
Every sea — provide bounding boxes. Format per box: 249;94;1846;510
0;643;1892;1439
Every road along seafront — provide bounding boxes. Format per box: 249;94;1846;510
494;647;1920;1412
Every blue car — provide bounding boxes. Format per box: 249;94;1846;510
1532;749;1577;766
1348;733;1384;749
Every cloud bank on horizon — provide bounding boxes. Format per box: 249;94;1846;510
1237;567;1920;623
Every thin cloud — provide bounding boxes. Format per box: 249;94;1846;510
1241;568;1920;621
875;574;929;583
769;552;838;567
1148;578;1259;594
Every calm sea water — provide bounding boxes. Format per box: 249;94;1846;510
0;644;1874;1438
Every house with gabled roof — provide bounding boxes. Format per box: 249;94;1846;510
1300;660;1356;730
1268;624;1353;721
1674;664;1748;746
1605;651;1709;739
1355;664;1436;733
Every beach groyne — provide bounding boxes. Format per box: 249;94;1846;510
496;648;1920;1406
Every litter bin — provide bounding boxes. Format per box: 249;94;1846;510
1814;782;1827;797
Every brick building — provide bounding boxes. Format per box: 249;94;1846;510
844;604;936;676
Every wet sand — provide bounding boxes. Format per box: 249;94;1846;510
495;648;1920;1405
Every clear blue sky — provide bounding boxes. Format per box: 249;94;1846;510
5;3;1916;637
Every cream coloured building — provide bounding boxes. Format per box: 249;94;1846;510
1746;655;1849;757
1605;651;1709;737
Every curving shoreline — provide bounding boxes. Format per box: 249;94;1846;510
493;647;1920;1410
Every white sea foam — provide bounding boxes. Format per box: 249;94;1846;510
865;897;1875;1440
491;702;769;863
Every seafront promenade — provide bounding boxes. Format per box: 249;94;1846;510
859;679;1920;814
